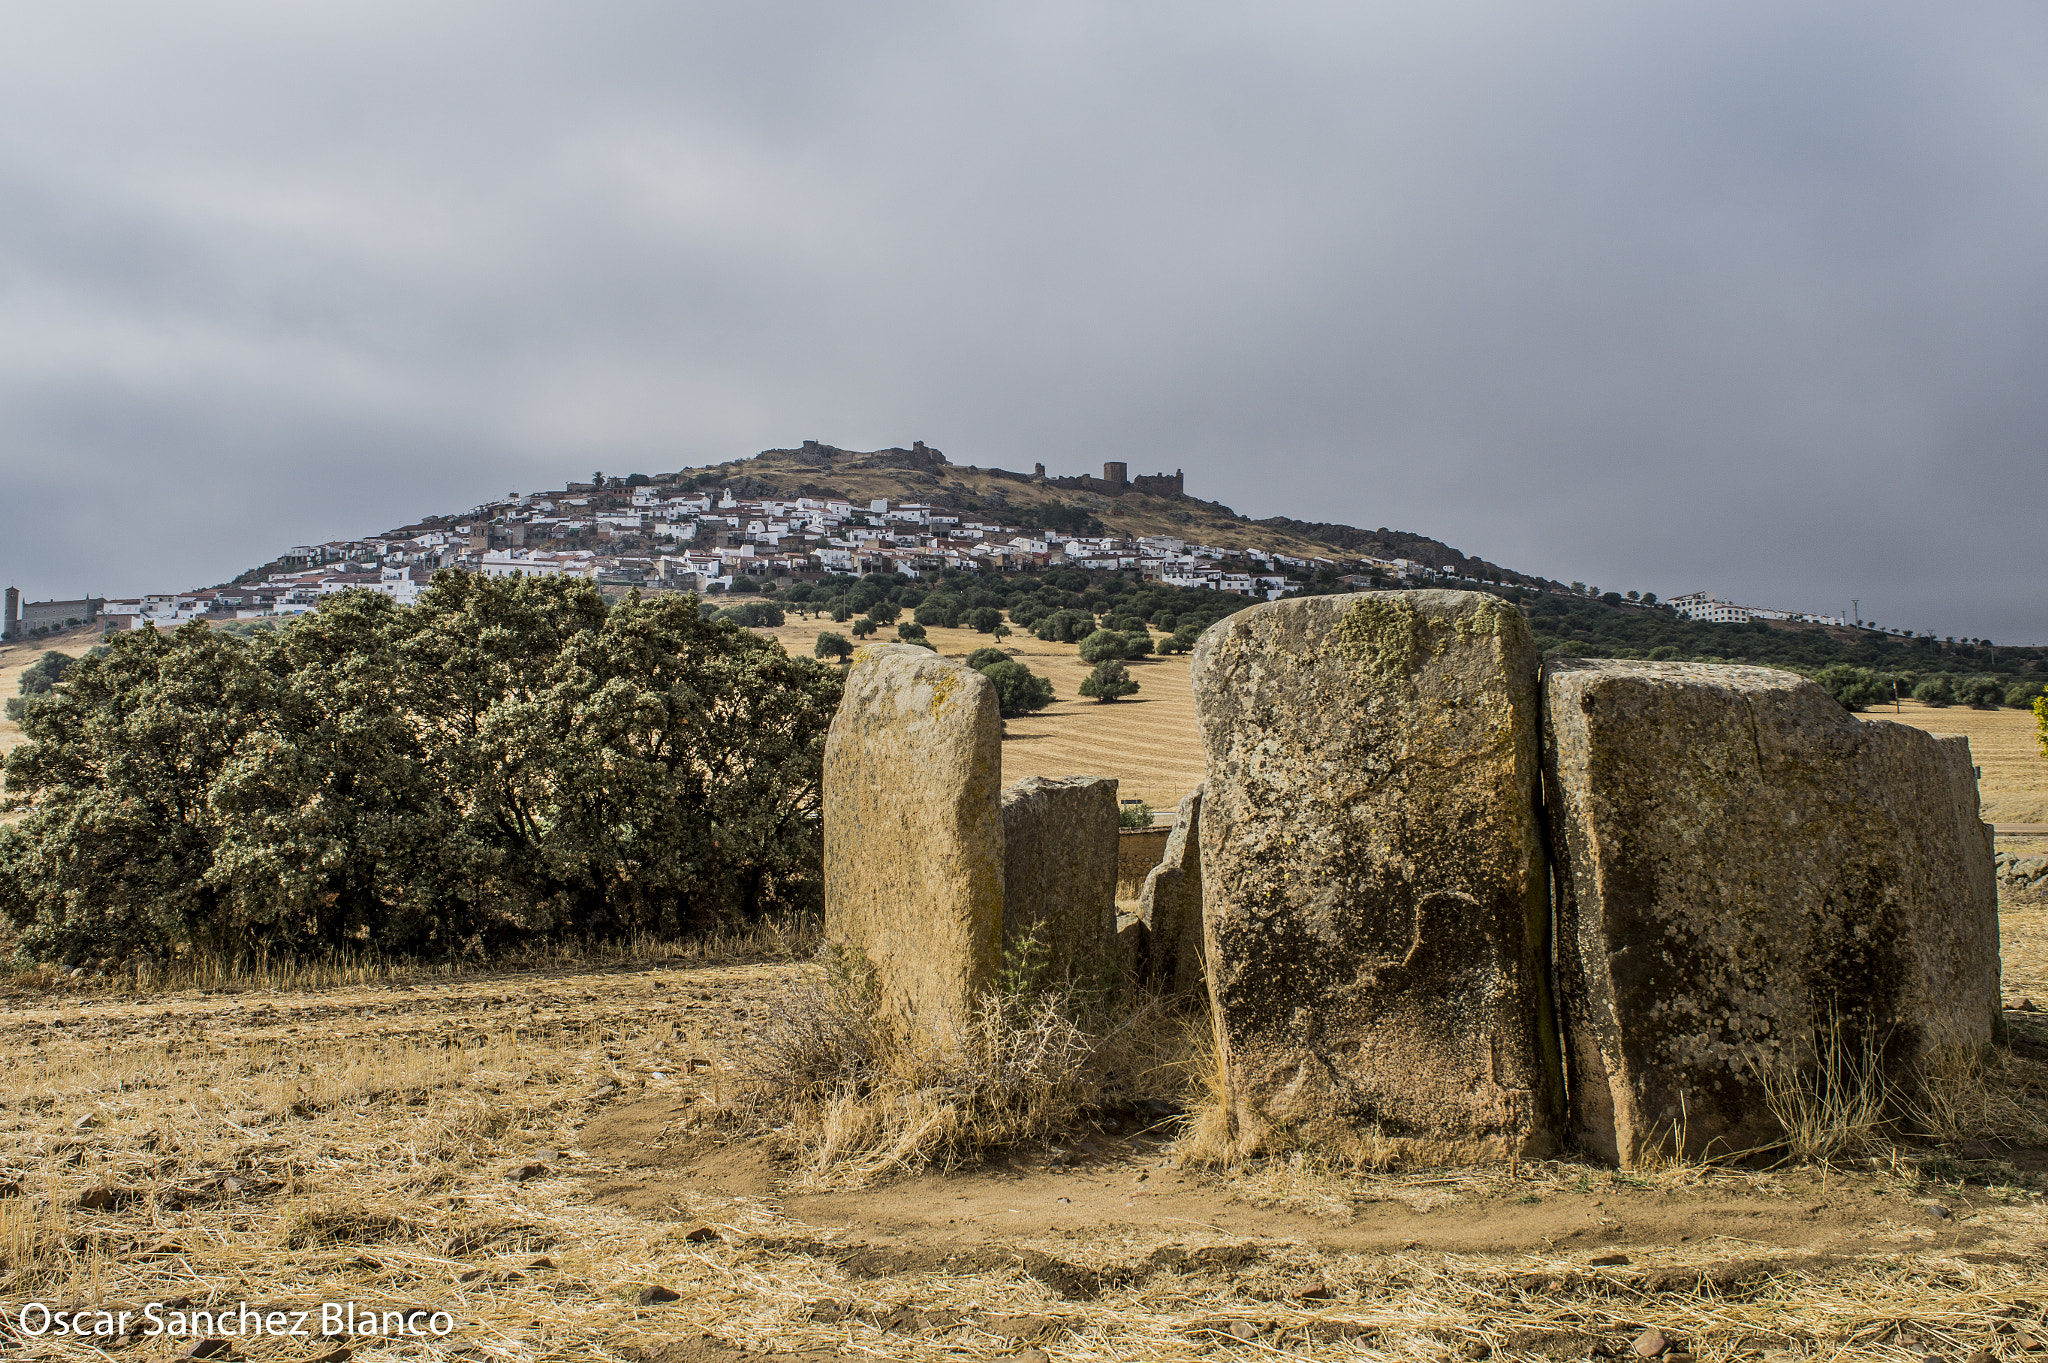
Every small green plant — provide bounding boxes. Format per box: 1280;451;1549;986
1118;801;1154;830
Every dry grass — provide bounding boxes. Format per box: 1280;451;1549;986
730;948;1201;1189
0;938;2044;1362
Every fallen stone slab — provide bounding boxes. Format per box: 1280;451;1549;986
1001;775;1120;989
1135;785;1205;994
1543;659;2000;1166
823;644;1003;1043
1191;591;1561;1161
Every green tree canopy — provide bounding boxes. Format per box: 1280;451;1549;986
1077;628;1131;664
0;577;842;966
977;660;1054;717
1078;659;1139;702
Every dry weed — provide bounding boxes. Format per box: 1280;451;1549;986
733;949;1200;1186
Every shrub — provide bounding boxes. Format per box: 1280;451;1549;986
1077;628;1130;664
1956;675;2005;709
1913;676;1956;707
1078;659;1139;702
1122;630;1153;659
0;578;843;965
964;647;1008;671
979;660;1054;717
1815;663;1889;712
896;621;927;642
1117;801;1153;830
2007;680;2045;709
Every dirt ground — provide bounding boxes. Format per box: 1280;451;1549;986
4;931;2048;1363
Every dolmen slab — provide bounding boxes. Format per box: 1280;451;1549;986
1001;775;1120;989
1191;591;1562;1161
1136;785;1205;994
823;644;1004;1043
1543;659;2000;1166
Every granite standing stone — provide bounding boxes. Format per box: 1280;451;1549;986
823;644;1004;1042
1192;591;1561;1161
1544;659;2000;1166
1001;775;1121;988
1136;785;1205;993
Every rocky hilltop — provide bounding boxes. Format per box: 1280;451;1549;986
698;441;1529;583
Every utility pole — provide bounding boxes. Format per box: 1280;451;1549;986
1852;599;1860;628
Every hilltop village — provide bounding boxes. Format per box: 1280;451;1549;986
49;446;1462;632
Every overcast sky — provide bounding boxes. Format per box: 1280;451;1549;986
3;2;2044;640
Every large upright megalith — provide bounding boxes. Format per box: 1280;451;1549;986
1544;659;2000;1166
1192;591;1561;1160
824;644;1004;1042
1136;785;1205;994
1001;775;1121;988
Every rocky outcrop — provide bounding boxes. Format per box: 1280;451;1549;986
1136;786;1205;994
1191;591;1561;1161
823;645;1003;1042
1001;776;1120;989
1543;660;2001;1167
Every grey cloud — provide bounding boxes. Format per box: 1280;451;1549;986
2;1;2044;639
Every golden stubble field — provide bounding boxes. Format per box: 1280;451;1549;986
752;616;1206;814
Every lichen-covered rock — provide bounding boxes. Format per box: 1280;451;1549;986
824;644;1003;1042
1136;785;1205;994
1001;775;1120;989
1191;591;1561;1161
1544;659;2000;1167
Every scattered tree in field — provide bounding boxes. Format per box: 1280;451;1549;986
1122;630;1154;658
1956;675;2005;709
1078;628;1130;664
992;622;1011;641
815;631;854;663
979;660;1055;717
964;647;1008;671
1913;676;1956;707
967;606;1004;634
896;621;927;642
850;618;877;639
1079;659;1139;702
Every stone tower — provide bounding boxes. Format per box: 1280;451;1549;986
3;586;17;641
1102;461;1129;486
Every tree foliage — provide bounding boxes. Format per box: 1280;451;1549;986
977;660;1055;717
1077;628;1130;664
1078;659;1139;702
0;577;842;966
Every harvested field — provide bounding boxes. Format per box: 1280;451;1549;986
1858;698;2048;827
0;631;96;766
5;928;2048;1361
754;618;1205;813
